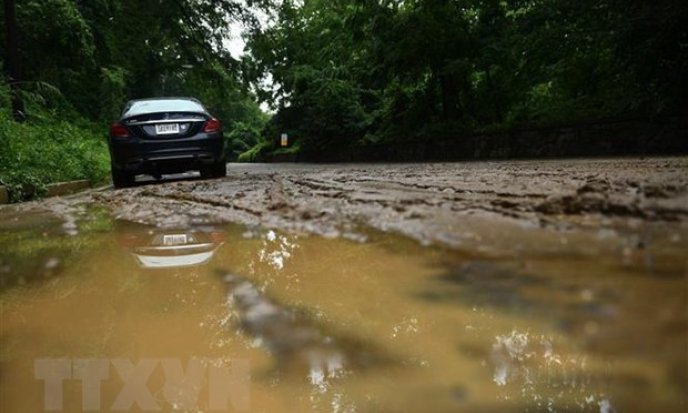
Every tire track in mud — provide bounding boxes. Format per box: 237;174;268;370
12;159;687;250
288;175;547;226
266;174;292;211
328;176;551;199
322;168;688;221
141;189;266;217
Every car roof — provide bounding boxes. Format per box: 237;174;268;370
125;96;203;104
121;97;208;118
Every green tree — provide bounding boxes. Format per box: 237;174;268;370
244;0;686;160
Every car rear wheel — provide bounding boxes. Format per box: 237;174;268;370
112;167;135;189
201;159;226;179
211;160;227;178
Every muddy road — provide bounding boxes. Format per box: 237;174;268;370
1;158;687;413
96;158;688;241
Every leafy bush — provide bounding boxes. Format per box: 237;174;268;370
0;105;110;202
237;141;273;163
226;121;263;161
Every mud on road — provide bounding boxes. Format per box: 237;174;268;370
81;157;688;249
6;157;686;257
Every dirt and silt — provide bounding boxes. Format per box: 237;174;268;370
1;158;686;412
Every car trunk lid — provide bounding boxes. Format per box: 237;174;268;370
122;111;208;139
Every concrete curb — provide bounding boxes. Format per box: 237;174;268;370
0;186;8;204
0;180;91;204
46;180;90;197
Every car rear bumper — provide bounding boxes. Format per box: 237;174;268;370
109;133;225;174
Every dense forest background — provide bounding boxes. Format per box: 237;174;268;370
244;0;686;160
1;0;687;194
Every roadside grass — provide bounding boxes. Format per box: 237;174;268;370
0;110;110;202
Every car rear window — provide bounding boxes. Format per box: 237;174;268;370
122;99;206;118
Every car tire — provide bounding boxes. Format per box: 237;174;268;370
112;167;134;189
211;160;227;178
201;160;226;179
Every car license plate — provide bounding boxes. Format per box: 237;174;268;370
163;234;187;245
156;123;180;135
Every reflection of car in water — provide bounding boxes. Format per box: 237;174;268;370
118;226;226;269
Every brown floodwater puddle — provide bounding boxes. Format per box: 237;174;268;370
0;208;686;413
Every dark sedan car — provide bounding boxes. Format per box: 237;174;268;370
107;97;226;188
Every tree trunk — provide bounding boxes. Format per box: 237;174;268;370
3;0;25;121
484;65;503;122
439;72;461;122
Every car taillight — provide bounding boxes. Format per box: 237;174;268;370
203;118;222;133
110;122;129;138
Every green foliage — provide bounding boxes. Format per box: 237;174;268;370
244;0;687;160
1;0;265;124
99;66;129;121
13;0;98;116
0;75;9;110
237;140;273;163
227;121;263;160
0;109;110;202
